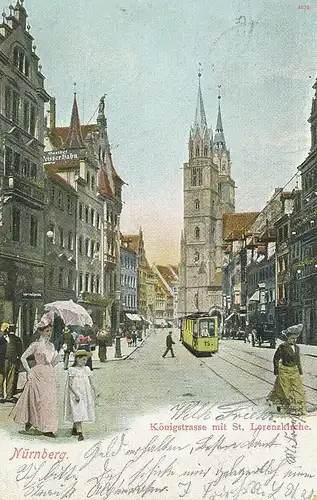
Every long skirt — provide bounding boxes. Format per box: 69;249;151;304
11;364;58;433
268;365;306;415
98;343;107;362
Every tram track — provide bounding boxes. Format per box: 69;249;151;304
219;345;317;393
210;350;317;408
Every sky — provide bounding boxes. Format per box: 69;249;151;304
24;0;317;264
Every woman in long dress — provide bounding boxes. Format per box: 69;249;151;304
267;324;306;416
12;321;60;437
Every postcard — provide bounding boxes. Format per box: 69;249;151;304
0;0;317;499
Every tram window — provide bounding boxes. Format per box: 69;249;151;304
200;320;215;337
193;322;198;337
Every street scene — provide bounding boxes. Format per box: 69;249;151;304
0;328;317;441
1;1;317;497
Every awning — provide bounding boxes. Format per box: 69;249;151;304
126;313;135;320
249;290;260;302
224;312;235;322
133;314;142;321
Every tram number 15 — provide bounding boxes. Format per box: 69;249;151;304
204;340;210;346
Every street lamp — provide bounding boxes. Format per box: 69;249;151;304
114;289;122;358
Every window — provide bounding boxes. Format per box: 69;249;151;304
12;207;21;242
91;274;95;293
85;238;90;256
67;196;72;215
96;213;101;229
30;163;37;179
91;240;95;257
5;86;20;124
195;226;200;240
79;203;83;220
86;172;90;185
50;186;55;204
68;270;74;290
58;190;63;210
30;215;38;246
4;146;12;174
58;268;63;288
67;232;74;251
13;46;30;77
59;227;64;247
191;167;197;186
91;208;95;226
13;152;21;175
195;146;200;156
85;206;89;223
91;175;95;190
204;146;208;156
48;223;55;243
85;273;90;292
195;199;200;210
194;251;200;263
29;105;36;136
79;273;83;292
78;236;83;254
96;242;100;256
96;276;100;294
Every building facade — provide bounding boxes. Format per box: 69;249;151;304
120;238;138;324
179;75;235;319
44;94;124;330
152;264;179;326
0;1;49;344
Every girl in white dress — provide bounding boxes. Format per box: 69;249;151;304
64;350;99;441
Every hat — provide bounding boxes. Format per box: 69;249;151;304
0;322;9;332
74;350;92;358
283;324;303;337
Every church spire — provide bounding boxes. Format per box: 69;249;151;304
214;85;226;147
64;87;85;149
193;64;208;134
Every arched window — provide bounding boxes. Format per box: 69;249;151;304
195;199;200;210
204;146;208;156
212;200;215;211
195;146;200;156
195;226;200;240
194;251;200;263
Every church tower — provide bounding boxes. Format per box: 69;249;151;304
178;73;235;317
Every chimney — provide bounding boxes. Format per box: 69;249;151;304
49;97;56;130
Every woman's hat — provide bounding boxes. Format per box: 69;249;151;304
74;350;92;358
283;324;303;337
0;322;10;332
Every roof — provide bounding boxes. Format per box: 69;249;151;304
48;124;98;149
214;100;226;146
156;265;178;286
193;76;208;134
223;212;260;242
64;94;85;148
45;169;77;194
121;235;140;253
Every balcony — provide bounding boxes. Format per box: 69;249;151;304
3;176;45;204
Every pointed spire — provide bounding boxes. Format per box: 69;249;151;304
214;85;226;147
64;89;85;149
193;63;208;133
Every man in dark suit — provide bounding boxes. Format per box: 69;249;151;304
162;331;175;358
0;322;23;403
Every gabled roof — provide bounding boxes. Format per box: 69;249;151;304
156;265;178;286
48;124;98;149
45;168;77;194
64;94;85;149
223;212;260;242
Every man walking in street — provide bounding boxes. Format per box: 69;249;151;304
0;322;22;403
162;331;175;358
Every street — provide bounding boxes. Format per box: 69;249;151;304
1;329;317;442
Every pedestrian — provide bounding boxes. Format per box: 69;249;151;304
267;324;306;416
77;332;93;370
11;314;60;437
64;350;99;441
96;329;108;362
131;328;137;347
162;331;175;358
63;327;75;370
0;322;22;403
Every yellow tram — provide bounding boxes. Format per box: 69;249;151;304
180;313;219;355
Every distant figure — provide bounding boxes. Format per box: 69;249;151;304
131;328;137;347
0;322;22;403
267;324;306;416
64;350;99;441
96;329;108;362
162;331;175;358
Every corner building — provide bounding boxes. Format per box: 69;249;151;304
179;75;235;318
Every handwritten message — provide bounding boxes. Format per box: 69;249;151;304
5;403;317;500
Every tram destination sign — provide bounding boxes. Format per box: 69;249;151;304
44;149;84;164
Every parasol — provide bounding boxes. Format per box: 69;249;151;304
44;300;93;327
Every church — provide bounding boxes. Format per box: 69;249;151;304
178;72;235;320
